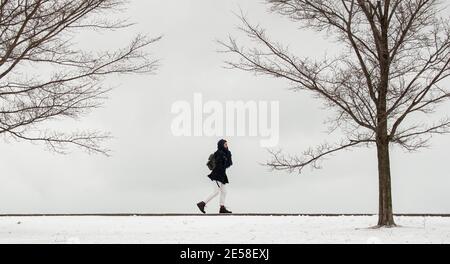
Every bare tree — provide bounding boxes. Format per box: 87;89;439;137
0;0;160;155
220;0;450;227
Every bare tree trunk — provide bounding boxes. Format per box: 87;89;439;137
376;131;396;227
376;9;396;227
376;69;396;227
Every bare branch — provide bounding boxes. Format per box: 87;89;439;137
221;0;450;174
266;136;374;173
0;0;161;155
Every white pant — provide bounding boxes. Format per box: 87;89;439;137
203;181;227;206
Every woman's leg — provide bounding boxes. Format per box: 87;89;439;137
219;183;227;206
203;181;220;204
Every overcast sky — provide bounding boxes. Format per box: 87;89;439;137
0;0;449;214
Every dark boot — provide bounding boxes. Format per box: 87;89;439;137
197;201;206;214
219;205;232;214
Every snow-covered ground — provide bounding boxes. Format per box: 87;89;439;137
0;215;449;244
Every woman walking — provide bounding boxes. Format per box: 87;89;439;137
197;139;233;214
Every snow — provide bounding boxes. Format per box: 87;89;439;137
0;215;449;244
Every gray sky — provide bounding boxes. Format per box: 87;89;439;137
0;0;449;214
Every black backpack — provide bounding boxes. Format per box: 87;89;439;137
206;153;216;170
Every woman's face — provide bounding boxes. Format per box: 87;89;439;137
224;141;228;149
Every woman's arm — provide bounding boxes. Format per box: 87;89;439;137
225;152;232;168
214;152;226;171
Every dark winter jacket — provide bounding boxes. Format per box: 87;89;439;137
208;139;232;184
